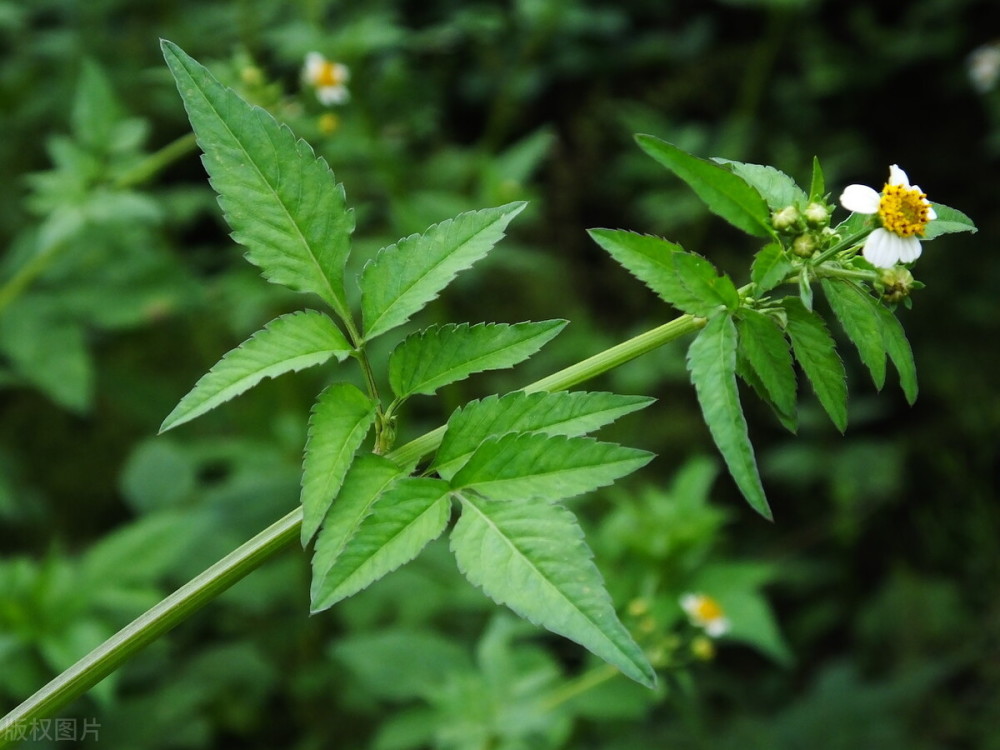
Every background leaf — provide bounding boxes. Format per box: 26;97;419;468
432;391;654;480
161;41;355;321
310;478;451;612
821;279;887;390
388;320;566;399
300;383;378;544
360;202;526;341
635;135;774;238
160;310;352;433
783;298;848;432
450;432;653;501
687;314;772;519
451;493;656;687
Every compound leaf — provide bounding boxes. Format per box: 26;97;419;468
635;135;773;238
451;432;652;502
361;203;526;341
301;383;378;544
161;41;354;321
160;310;352;433
736;309;797;422
451;493;656;687
821;278;887;390
311;478;451;611
687;314;771;520
875;303;918;404
311;453;405;583
783;298;848;432
432;391;654;480
389;320;566;399
588;229;737;315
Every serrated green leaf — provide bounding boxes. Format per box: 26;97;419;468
672;252;741;312
821;279;887;389
635;135;773;238
687;314;772;520
311;478;451;611
311;453;405;582
388;320;566;399
451;432;652;501
301;383;378;544
432;391;654;480
360;203;526;341
587;229;738;314
736;309;797;421
161;41;354;321
735;353;798;434
160;310;352;433
809;156;825;203
923;202;978;240
451;493;656;687
875;303;918;404
750;243;792;294
588;229;713;315
782;298;848;432
714;159;807;211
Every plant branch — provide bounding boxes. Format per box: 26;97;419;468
0;311;704;742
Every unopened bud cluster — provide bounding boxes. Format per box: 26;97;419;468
770;200;833;258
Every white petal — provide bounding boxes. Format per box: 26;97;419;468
706;618;730;637
304;52;324;77
840;184;881;214
333;63;350;83
316;86;349;105
888;164;911;187
927;204;937;220
896;236;922;263
862;228;902;268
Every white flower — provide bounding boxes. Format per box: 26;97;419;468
680;593;729;637
303;52;350;106
839;165;937;269
968;42;1000;93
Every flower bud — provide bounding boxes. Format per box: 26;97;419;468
792;233;818;258
804;201;830;227
771;205;800;232
879;266;915;303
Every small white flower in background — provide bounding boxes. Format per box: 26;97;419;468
839;165;937;269
680;593;729;637
303;52;350;106
968;42;1000;93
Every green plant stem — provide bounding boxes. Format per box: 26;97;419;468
0;509;301;744
114;132;198;189
0;238;66;316
539;663;620;712
0;312;705;743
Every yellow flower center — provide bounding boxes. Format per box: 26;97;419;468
314;61;345;88
878;183;932;238
692;595;724;622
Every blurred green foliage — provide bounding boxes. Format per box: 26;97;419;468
1;0;998;748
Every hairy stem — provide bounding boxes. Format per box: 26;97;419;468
0;312;703;742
